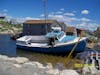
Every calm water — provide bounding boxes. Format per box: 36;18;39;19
0;34;16;56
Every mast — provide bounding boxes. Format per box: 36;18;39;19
43;0;48;33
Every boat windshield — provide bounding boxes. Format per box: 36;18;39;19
57;32;65;40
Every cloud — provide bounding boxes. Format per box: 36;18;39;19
47;9;98;31
48;14;68;22
25;17;33;20
25;17;40;20
48;14;64;21
55;8;65;14
0;9;8;16
48;12;91;23
48;14;77;23
3;9;8;12
64;12;75;16
63;17;90;22
56;11;63;14
40;14;45;17
81;10;89;14
12;18;26;24
75;22;100;31
80;18;90;22
60;8;64;11
73;11;77;13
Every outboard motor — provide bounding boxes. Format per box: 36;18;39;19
48;37;55;47
46;27;62;47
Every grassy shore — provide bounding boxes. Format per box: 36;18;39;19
17;49;83;70
0;21;22;34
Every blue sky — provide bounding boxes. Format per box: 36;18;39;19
0;0;100;31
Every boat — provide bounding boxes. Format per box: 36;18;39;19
16;27;87;54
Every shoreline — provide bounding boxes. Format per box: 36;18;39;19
0;54;79;75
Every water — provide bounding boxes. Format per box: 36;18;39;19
0;34;16;56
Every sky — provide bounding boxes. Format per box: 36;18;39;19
0;0;100;31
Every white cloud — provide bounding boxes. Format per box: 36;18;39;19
75;22;99;31
48;14;77;23
64;17;90;22
0;13;7;16
22;8;98;31
80;18;90;22
0;9;8;16
3;13;7;16
48;14;64;21
3;9;8;12
47;12;98;31
25;17;33;20
50;12;55;15
64;12;75;16
68;17;79;21
73;11;77;13
25;17;40;20
60;8;64;11
48;12;91;23
56;11;63;14
40;14;45;17
81;10;89;15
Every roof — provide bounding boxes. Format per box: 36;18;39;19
66;27;76;33
23;20;54;24
0;16;5;19
76;28;85;31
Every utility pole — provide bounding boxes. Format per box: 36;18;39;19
43;0;48;34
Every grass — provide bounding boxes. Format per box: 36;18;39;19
0;21;22;34
17;49;83;69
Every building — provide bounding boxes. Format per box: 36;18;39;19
23;20;66;35
65;26;77;36
0;16;5;21
76;28;85;37
65;26;85;37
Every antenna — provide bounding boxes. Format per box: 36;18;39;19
43;0;48;33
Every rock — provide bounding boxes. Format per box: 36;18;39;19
0;62;16;75
0;56;29;64
54;63;65;70
32;62;48;75
6;64;22;75
32;62;44;68
14;57;29;64
46;63;53;69
0;55;9;62
98;70;100;75
44;69;59;75
82;67;90;74
13;64;22;68
0;54;82;75
22;62;38;70
88;66;98;75
21;62;39;75
60;70;79;75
